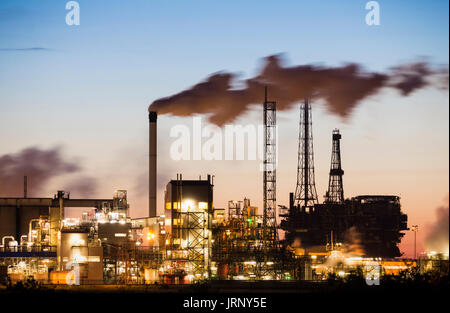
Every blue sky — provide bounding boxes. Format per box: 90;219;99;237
0;0;448;256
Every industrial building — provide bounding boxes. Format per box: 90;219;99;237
163;175;213;283
279;102;408;258
1;92;446;286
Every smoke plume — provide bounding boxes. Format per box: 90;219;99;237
341;226;365;256
425;198;449;254
62;176;98;198
150;55;448;125
0;146;97;197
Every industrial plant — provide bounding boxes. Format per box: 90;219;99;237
0;90;447;286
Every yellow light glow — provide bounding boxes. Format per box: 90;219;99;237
182;200;195;212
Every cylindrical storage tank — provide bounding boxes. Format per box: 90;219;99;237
49;271;72;284
8;273;24;283
34;272;49;283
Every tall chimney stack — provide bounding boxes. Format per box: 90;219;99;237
149;111;157;217
24;175;27;198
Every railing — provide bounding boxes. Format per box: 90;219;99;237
0;245;56;254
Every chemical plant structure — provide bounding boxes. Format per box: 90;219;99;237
1;90;448;285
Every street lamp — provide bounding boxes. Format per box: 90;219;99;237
411;225;418;259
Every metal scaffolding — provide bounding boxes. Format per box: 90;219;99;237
294;99;318;210
263;87;277;249
324;129;344;204
163;175;210;281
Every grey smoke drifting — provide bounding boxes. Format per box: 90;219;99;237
150;55;448;125
0;147;97;197
63;176;98;198
425;199;449;253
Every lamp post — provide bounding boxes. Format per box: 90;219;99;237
411;225;418;259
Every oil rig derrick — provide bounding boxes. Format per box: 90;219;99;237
324;129;344;203
293;99;318;211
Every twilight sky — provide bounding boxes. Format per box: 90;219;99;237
0;0;448;257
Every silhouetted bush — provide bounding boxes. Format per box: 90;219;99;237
6;277;50;293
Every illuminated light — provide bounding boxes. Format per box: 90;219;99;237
88;256;100;262
210;267;217;271
119;220;126;225
115;233;127;237
244;261;256;265
71;238;85;246
247;218;252;223
346;257;363;262
311;255;317;259
73;254;87;263
182;199;195;211
198;202;208;210
266;261;274;265
338;271;345;277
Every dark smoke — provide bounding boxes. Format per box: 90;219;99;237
63;176;98;198
0;146;97;197
150;55;448;125
425;198;449;253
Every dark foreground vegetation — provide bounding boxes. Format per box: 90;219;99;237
0;269;447;311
